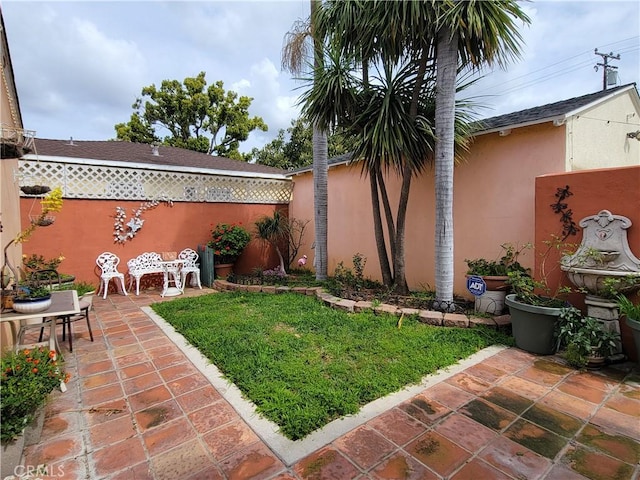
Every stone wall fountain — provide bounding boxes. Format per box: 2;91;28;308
561;210;640;354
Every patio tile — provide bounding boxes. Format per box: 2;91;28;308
165;372;211;396
293;446;360;480
576;423;640;464
109;462;155;480
175;385;223;413
434;412;497;453
544;464;591;479
80;383;125;408
40;411;82;441
498;375;551;400
142;417;197;456
449;457;513;480
478;436;551;480
202;419;261;461
218;442;286;480
465;362;510;384
23;434;83;467
483;350;533;373
158;362;199;383
152;351;188;369
398;394;451;426
539;390;599;420
77;358;115;377
445;372;491;395
114;351;151;368
562;371;618;393
562;444;636;480
128;384;173;412
459;398;517;432
83;399;129;427
503;418;568;459
82;370;120;390
370;451;439;480
183;465;225;480
134;399;184;432
188;400;239;433
422;381;475;410
89;412;137;447
148;439;214;480
518;359;573;387
405;431;471;477
589;406;640;441
111;343;144;358
120;361;157;379
367;408;428;446
602;392;640;417
91;436;148;478
334;426;396;470
481;385;534;415
522;403;583;438
122;371;165;395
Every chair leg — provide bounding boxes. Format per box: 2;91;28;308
66;316;73;352
119;276;128;296
85;308;94;342
102;279;109;299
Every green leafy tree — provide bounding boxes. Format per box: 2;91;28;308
114;72;267;160
247;117;356;169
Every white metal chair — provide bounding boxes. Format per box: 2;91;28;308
178;248;202;290
96;252;127;299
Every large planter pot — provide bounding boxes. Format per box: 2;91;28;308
505;294;563;355
626;316;640;363
214;263;234;280
12;295;52;314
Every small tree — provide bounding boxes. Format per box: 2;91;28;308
255;211;290;274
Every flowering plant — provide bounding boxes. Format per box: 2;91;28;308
207;223;251;263
1;347;68;442
22;253;65;274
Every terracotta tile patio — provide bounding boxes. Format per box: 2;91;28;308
10;286;640;479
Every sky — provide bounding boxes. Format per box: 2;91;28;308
2;1;639;155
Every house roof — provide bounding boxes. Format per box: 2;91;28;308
288;83;639;175
24;138;289;179
474;83;637;134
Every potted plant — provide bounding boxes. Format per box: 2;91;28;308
465;243;530;314
207;222;251;279
54;281;96;299
617;294;640;362
555;306;621;369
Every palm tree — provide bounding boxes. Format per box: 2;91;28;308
282;0;329;281
254;211;289;274
301;1;475;294
431;1;530;311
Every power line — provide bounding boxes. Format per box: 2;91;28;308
594;49;621;90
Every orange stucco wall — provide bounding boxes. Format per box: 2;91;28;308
535;165;640;360
17;199;285;289
289;122;566;296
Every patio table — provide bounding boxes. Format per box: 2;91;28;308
160;260;184;297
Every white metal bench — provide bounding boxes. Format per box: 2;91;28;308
127;252;164;295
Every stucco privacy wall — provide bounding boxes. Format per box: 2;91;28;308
289;122;566;296
535;165;640;360
566;93;640;171
19;199;285;288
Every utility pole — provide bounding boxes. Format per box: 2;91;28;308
594;48;620;91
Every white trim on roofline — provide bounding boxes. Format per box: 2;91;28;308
21;154;290;181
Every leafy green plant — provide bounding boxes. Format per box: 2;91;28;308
465;243;531;276
617;294;640;320
1;347;67;442
207;223;251;263
54;281;96;297
555;306;620;368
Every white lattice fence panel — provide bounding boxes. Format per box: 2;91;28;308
19;161;293;204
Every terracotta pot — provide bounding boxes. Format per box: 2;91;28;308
214;263;234;279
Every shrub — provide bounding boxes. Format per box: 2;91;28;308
1;347;67;442
207;223;251;263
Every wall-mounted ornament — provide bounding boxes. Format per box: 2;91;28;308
113;199;173;244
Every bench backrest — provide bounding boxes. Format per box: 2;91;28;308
128;252;163;273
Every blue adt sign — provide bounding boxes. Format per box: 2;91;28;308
467;275;487;297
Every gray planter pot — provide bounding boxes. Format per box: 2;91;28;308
626;316;640;363
505;294;563;355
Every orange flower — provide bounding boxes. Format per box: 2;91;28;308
32;368;38;374
48;350;56;359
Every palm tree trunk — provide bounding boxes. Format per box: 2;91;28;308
313;127;328;280
369;169;393;286
433;26;458;312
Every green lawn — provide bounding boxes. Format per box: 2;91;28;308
152;291;512;440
